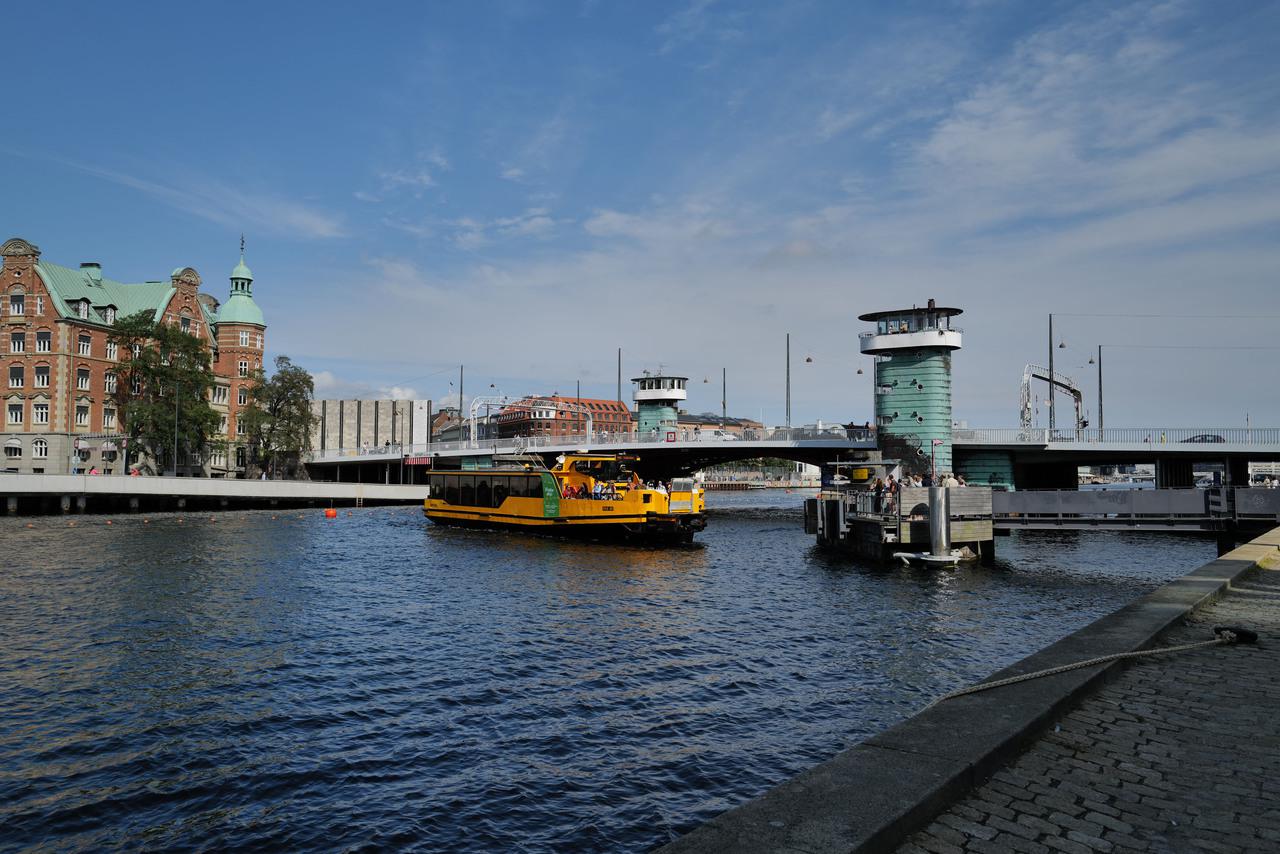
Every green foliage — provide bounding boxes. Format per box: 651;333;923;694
109;311;222;473
240;355;317;478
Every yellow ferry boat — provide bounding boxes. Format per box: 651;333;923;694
423;453;706;544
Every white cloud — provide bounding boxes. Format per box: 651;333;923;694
41;155;345;239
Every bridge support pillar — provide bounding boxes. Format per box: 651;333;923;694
75;496;86;513
1226;457;1250;487
129;497;139;512
60;495;71;514
6;496;17;515
1155;458;1194;489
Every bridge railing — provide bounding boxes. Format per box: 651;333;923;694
308;426;876;463
955;427;1280;445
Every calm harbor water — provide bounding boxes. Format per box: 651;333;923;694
0;491;1215;852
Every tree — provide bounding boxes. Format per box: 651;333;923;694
239;355;317;479
109;311;222;474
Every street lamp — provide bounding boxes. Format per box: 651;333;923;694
1088;346;1103;438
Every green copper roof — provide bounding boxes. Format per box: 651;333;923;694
231;256;253;281
217;293;265;326
36;261;173;324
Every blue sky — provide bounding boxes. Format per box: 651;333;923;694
5;0;1280;426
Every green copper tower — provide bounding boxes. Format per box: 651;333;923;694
631;371;687;435
859;299;963;477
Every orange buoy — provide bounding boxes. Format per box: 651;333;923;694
26;523;34;528
324;508;338;518
144;518;150;524
106;520;113;525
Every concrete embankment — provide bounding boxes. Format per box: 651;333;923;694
659;527;1280;854
0;473;425;514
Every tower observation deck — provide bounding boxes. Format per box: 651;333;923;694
859;299;963;477
632;371;688;436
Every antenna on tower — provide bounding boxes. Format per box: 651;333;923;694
240;233;246;257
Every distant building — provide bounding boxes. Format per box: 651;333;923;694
496;395;633;439
675;412;765;437
311;399;432;452
0;236;266;476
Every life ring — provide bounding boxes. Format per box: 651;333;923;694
665;431;676;443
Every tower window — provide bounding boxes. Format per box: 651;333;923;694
239;330;249;346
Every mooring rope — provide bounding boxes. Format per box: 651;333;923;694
927;626;1257;709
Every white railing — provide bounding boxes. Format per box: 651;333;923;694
954;427;1280;445
308;426;877;463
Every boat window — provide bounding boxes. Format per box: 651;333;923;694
445;475;461;504
492;476;510;507
460;476;475;506
476;477;491;507
520;474;540;497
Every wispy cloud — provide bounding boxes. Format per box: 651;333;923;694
452;207;559;249
25;152;346;239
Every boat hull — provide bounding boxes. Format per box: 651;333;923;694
424;508;705;544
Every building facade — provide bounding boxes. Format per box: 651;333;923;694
496;395;633;439
311;399;432;452
0;237;266;475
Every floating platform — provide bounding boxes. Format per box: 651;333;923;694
805;485;996;564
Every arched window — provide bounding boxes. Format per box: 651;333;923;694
8;287;25;317
32;438;48;459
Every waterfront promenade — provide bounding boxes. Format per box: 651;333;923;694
900;555;1280;854
661;528;1280;854
0;473;423;514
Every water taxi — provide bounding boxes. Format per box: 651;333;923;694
423;453;707;544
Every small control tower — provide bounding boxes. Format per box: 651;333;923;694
859;299;963;476
632;371;688;435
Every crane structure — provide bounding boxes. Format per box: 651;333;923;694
1020;364;1086;433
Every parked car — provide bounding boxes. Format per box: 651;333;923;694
1182;434;1226;443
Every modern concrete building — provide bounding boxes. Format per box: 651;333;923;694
311;399;432;452
858;299;963;477
1;236;266;476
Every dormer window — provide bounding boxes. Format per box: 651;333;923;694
77;300;90;319
105;306;116;324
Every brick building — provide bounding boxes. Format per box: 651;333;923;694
0;237;267;475
495;395;633;439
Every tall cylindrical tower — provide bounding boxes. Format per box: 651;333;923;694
631;371;687;435
858;299;962;475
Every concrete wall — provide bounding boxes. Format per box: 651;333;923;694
312;399;427;451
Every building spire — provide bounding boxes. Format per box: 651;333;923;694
240;233;245;260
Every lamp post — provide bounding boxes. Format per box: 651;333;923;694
1089;346;1103;439
1047;314;1055;432
721;367;726;431
785;332;791;431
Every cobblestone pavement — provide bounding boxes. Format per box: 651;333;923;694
900;563;1280;854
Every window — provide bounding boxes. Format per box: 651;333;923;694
9;292;24;315
106;341;117;360
75;404;89;426
32;438;47;458
36;331;51;353
36;295;44;315
78;334;91;356
7;403;21;425
219;414;228;434
4;444;19;459
103;408;116;429
132;344;141;358
131;376;142;394
212;386;228;404
9;365;23;388
237;387;247;406
239;330;249;346
34;365;49;389
181;314;191;333
9;332;23;353
77;368;90;391
235;447;246;468
104;372;117;394
238;360;248;377
77;301;90;319
105;306;116;324
33;403;48;425
255;333;263;349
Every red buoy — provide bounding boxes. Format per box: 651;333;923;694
324;508;338;518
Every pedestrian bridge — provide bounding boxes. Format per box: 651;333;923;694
304;425;1280;483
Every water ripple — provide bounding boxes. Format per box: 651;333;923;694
0;492;1212;852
